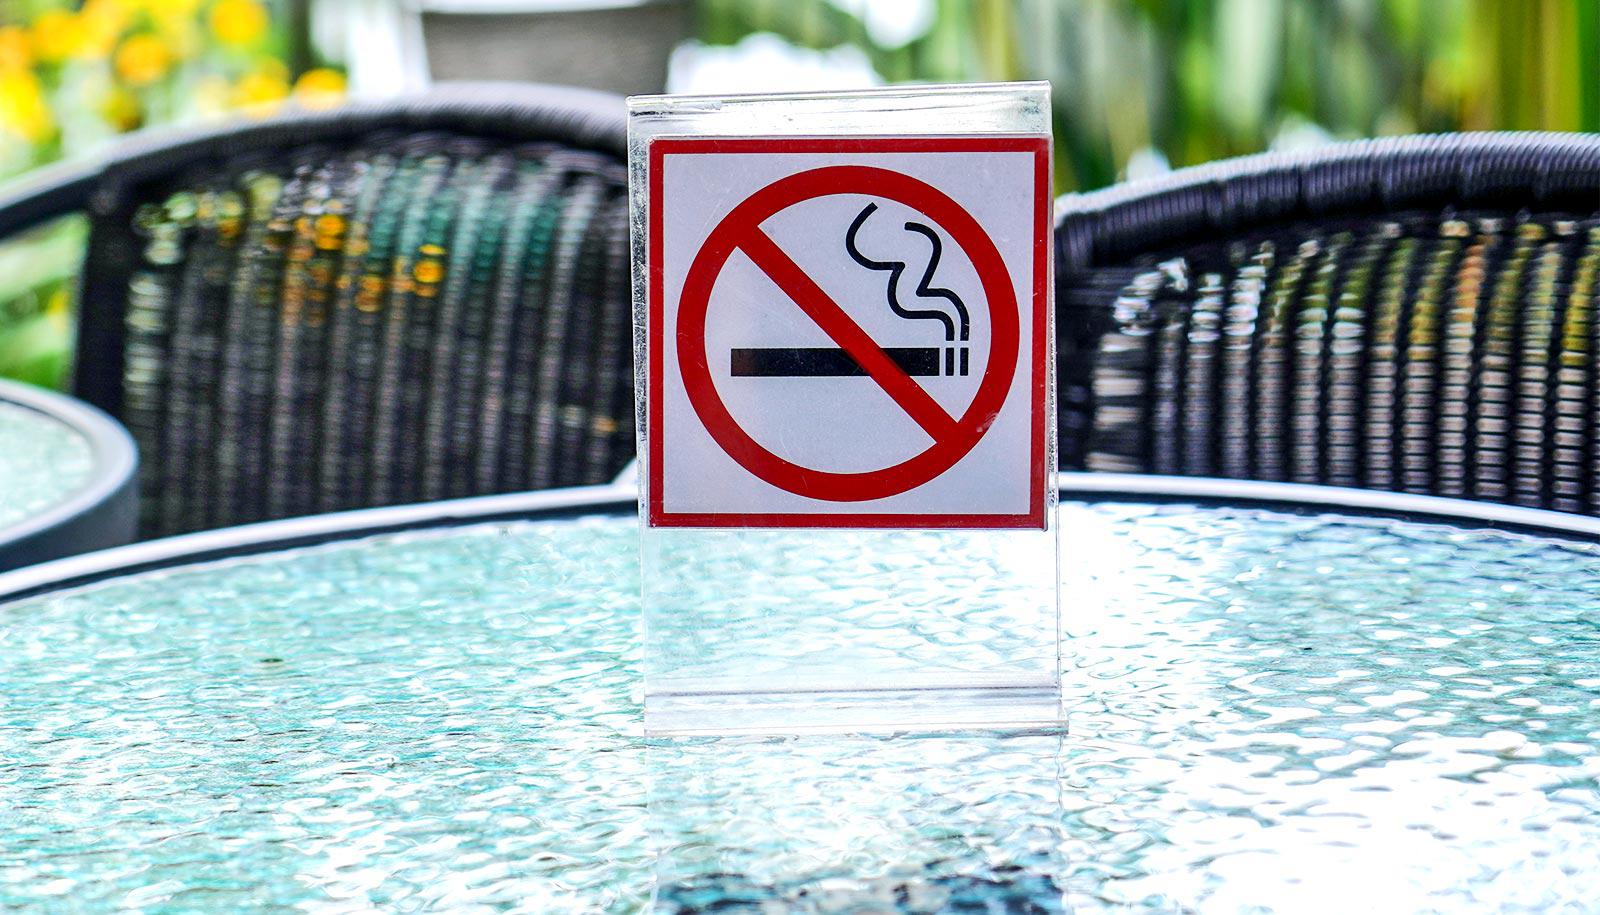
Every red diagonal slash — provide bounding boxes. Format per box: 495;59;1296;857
737;227;960;442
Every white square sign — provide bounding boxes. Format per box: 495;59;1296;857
646;136;1050;529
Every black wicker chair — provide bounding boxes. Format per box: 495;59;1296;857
1056;132;1600;516
0;83;633;538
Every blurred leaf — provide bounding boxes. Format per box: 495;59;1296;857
693;0;1597;192
0;216;84;392
0;0;340;387
0;214;85;306
0;309;70;389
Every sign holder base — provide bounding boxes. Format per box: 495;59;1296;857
628;84;1059;737
645;680;1062;738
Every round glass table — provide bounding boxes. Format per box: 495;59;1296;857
1;478;1598;912
0;378;137;570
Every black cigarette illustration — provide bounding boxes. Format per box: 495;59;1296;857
730;346;941;377
730;204;972;380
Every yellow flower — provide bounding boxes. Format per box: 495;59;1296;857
114;34;173;86
147;7;199;57
292;68;346;109
209;0;269;48
100;84;143;132
148;0;204;16
81;0;135;19
0;27;31;73
46;288;71;320
79;0;132;57
0;72;55;143
232;67;291;112
30;10;84;64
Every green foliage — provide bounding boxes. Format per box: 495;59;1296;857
0;0;335;389
694;0;1600;193
0;214;83;388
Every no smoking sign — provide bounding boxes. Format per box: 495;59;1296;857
646;137;1050;529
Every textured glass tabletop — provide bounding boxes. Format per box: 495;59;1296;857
0;400;94;532
3;502;1600;911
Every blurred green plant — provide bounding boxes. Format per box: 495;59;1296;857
0;214;82;387
0;0;344;388
696;0;1600;192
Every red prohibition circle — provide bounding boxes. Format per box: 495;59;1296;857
677;165;1020;502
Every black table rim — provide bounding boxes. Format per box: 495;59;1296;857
0;378;139;572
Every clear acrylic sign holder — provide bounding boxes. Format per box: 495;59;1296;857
628;83;1059;736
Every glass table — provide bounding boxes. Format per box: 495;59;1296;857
2;479;1599;911
0;378;137;570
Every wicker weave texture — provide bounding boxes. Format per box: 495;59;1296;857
1066;208;1600;514
110;135;632;537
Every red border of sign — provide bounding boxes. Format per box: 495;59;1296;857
647;136;1051;530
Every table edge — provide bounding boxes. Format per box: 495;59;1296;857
2;474;1597;603
0;378;138;570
